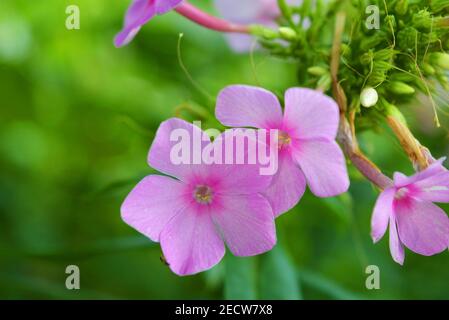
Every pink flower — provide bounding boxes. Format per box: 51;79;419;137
121;118;276;276
214;0;302;52
114;0;183;47
215;85;349;216
371;159;449;265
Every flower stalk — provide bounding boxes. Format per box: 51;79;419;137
175;2;250;34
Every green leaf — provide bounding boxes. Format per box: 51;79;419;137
224;255;257;300
259;245;302;300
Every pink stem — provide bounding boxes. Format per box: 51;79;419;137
175;2;250;33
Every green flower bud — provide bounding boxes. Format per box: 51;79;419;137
360;87;379;108
395;0;408;15
412;10;432;31
307;66;328;76
397;27;418;50
316;74;331;91
374;49;395;61
360;51;373;65
383;100;407;126
429;52;449;70
341;43;351;57
249;25;279;40
388;81;416;95
278;27;297;41
421;63;436;75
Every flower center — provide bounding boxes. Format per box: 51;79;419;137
194;185;213;204
395;187;408;200
278;131;291;149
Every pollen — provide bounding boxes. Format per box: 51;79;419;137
194;185;213;204
395;187;408;200
278;131;291;149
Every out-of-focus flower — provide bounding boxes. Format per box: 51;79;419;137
121;118;276;276
216;86;349;215
214;0;302;52
371;159;449;265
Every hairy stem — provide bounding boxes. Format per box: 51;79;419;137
386;116;429;170
175;2;250;33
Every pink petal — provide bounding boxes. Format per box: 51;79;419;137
371;188;395;243
395;198;449;256
114;0;156;47
292;139;349;197
148;118;210;181
160;205;225;276
205;130;273;195
155;0;183;14
393;158;446;187
414;171;449;203
121;175;188;242
216;85;283;129
389;217;405;265
263;154;306;216
212;194;276;256
283;88;339;140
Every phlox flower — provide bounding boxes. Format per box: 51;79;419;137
371;159;449;265
115;0;183;47
121;118;276;276
215;85;349;216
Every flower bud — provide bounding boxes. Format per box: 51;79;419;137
388;81;416;95
421;63;436;75
307;66;328;76
250;25;279;40
429;52;449;70
278;27;297;41
360;87;379;108
395;0;408;15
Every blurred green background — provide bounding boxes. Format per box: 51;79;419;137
1;0;449;299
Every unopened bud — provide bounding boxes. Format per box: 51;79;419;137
278;27;297;41
307;66;328;76
360;87;379;108
429;52;449;70
388;81;415;95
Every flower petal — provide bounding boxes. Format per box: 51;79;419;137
114;0;156;47
393;158;446;187
414;171;449;203
395;198;449;256
155;0;183;14
212;194;276;256
160;205;225;276
283;88;339;140
148;118;210;180
389;217;405;265
121;175;188;242
216;85;283;129
263;154;306;216
371;188;395;243
293;139;349;197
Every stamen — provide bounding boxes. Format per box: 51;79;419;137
194;185;213;204
278;131;291;149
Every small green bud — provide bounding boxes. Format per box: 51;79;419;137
388;81;416;95
341;43;351;56
383;100;407;125
395;0;408;15
397;27;418;50
307;66;328;76
278;27;297;41
316;74;331;91
360;87;379;108
421;63;436;75
249;25;279;40
412;10;432;31
374;49;395;61
429;52;449;70
360;51;373;65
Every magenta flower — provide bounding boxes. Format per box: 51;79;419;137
115;0;250;48
216;85;349;216
114;0;183;47
121;118;276;276
371;159;449;265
